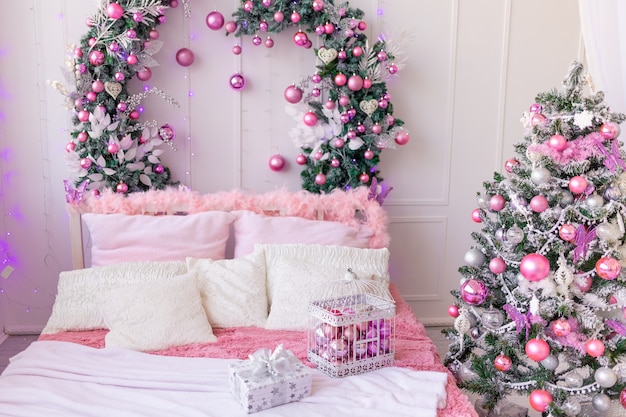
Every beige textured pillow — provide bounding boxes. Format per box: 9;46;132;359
99;272;216;351
186;248;268;328
42;261;188;334
261;244;390;331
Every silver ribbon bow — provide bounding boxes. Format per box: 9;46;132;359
248;344;294;378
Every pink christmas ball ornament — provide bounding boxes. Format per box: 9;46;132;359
205;11;225;31
548;134;567;151
293;31;308;46
568;176;588;194
551;318;571;337
312;0;325;11
489;195;506;211
460;278;488;305
585;338;605;357
504;158;519;173
359;173;370;183
315;173;327;185
303;112;318;126
91;80;104;93
136;67;152;81
334;73;347;86
489;257;506;274
175;48;195;66
106;2;124;20
347;75;364;91
232;45;242;55
284;85;303;103
558;224;577;242
394;130;410;146
77;110;90;122
268;154;285;171
65;142;76;153
89;50;105;66
273;11;284;22
229;73;246;90
471;208;482;223
79;158;92;169
225;21;237;33
295;154;307;165
243;1;254;12
525;338;550;362
252;36;262;46
529;389;553;413
529;195;549;213
520;253;550;282
448;305;460;318
290;11;301;23
126;54;138;65
596;257;621;280
116;182;128;194
600;122;621;140
86;91;97;102
494;354;512;372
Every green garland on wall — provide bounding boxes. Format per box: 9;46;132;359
54;0;409;197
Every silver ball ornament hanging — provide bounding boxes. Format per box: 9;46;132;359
592;393;611;412
458;362;478;382
561;398;581;416
540;354;559;371
603;184;622;201
559;191;574;207
464;249;486;267
585;193;604;210
594;366;618;388
477;194;490;209
564;372;583;387
470;327;481;339
481;309;504;329
531;167;552;185
495;228;507;242
506;225;524;244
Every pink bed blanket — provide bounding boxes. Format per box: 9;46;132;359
39;285;477;417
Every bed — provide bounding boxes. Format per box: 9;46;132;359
0;187;477;417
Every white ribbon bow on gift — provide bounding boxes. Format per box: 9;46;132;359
248;344;294;378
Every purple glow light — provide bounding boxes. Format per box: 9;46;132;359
377;8;384;16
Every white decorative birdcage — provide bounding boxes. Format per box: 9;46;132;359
307;268;396;378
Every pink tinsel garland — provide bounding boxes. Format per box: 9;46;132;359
67;187;390;248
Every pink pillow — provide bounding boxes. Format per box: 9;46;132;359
232;210;374;258
83;211;235;266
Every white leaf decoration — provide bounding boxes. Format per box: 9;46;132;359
348;137;365;150
148;155;160;164
152;149;164;157
143;40;164;56
127;162;145;171
124;148;137;161
107;121;120;131
88;173;103;181
102;168;116;175
96;155;106;167
140;174;152;186
120;134;133;149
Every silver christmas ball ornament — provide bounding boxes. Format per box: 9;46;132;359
592;393;611;412
603;184;622;201
594;366;618;388
564;372;583;388
470;327;481;339
482;309;504;329
596;222;620;242
531;167;552;185
506;225;525;244
585;193;604;210
559;191;574;207
458;362;478;382
495;228;507;242
477;194;490;209
464;248;486;267
540;354;559;371
561;398;581;416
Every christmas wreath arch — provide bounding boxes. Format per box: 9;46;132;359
54;0;408;196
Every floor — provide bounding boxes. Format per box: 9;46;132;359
0;329;536;416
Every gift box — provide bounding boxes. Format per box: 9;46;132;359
229;345;312;414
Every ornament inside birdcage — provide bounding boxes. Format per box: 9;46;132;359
307;268;396;378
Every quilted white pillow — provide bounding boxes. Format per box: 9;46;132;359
232;210;374;258
83;211;235;266
262;244;390;331
186;247;268;328
99;272;216;351
42;261;188;334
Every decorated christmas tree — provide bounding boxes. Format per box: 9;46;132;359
444;62;626;416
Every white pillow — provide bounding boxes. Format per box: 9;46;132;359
232;210;374;258
42;261;188;334
261;244;390;331
186;248;268;328
99;272;216;351
83;211;235;266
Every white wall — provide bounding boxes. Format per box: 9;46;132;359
0;0;581;333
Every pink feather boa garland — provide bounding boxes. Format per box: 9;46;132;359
67;187;390;248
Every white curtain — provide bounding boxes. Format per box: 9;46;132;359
579;0;626;113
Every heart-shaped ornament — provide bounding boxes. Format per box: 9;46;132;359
359;99;378;117
317;47;338;65
105;81;122;99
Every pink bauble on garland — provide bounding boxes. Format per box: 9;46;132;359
175;48;195;66
529;195;549;213
600;122;620;140
471;208;482;223
347;74;363;91
284;85;303;103
489;257;506;274
489;195;506;211
558;224;577;242
89;50;105;66
494;354;512;371
548;134;567;150
520;253;550;281
585;338;605;357
106;3;124;20
303;112;318;126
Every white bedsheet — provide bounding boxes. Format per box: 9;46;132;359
0;341;447;417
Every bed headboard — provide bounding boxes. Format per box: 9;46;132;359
67;187;390;269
